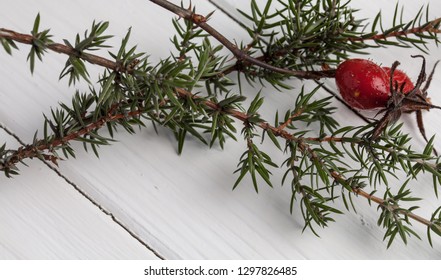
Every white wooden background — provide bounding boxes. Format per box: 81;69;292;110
1;0;441;259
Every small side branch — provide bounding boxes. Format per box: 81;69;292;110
349;17;441;42
0;28;120;71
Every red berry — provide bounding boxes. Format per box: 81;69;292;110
382;67;414;93
335;59;390;109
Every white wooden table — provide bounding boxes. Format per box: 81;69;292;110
1;0;441;259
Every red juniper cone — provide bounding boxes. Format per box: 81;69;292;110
335;59;415;110
335;57;441;156
335;59;389;109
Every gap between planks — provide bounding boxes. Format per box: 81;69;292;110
0;123;165;260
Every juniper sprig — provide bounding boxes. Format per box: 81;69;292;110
1;0;441;248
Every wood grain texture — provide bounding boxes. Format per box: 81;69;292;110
0;130;158;259
1;0;441;259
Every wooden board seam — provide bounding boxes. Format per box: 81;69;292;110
0;124;164;259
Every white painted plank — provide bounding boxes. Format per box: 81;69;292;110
1;0;441;259
0;129;158;259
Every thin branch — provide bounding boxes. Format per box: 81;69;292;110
276;110;304;132
0;103;142;170
0;28;122;72
353;186;433;227
349;17;441;42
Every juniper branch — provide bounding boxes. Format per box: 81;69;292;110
2;2;441;247
2;25;440;237
3;86;439;240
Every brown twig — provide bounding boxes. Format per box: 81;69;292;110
348;17;441;42
0;28;122;72
0;103;143;170
355;187;432;225
329;170;438;230
276;110;305;132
